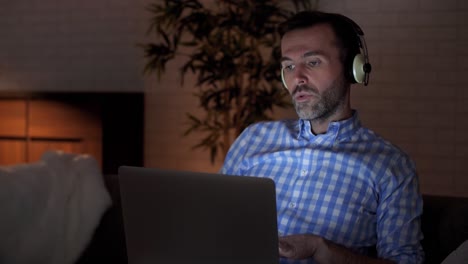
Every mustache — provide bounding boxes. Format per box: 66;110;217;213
292;85;319;97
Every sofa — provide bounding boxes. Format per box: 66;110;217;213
76;174;468;264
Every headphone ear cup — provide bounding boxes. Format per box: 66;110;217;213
281;68;288;89
352;53;366;84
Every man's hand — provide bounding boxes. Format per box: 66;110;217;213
278;234;396;264
278;234;325;259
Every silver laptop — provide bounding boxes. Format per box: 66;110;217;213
118;166;279;264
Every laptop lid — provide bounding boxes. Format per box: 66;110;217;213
118;166;279;264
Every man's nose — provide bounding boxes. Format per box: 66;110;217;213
291;65;308;90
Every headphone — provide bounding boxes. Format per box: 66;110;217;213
281;14;372;88
344;16;372;86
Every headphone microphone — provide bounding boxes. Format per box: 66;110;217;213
281;67;288;89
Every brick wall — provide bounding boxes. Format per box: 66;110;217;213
0;0;144;92
316;0;468;197
145;0;468;197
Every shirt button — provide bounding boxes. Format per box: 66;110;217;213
301;170;307;176
289;202;296;208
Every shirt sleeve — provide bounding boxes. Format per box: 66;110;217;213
376;154;425;263
219;125;252;175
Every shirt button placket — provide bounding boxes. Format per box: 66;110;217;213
290;170;305;210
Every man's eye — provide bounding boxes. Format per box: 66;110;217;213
283;64;295;72
307;60;320;67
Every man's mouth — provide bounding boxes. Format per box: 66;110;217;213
293;85;319;103
294;92;315;103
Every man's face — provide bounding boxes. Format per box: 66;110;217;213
280;23;349;121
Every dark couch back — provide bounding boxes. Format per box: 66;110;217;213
421;195;468;264
77;174;468;264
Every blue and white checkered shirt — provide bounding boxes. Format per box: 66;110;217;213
220;111;424;264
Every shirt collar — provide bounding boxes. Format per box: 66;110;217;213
295;110;361;142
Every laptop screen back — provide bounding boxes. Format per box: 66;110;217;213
118;166;279;264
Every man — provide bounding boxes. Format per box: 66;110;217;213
220;11;424;264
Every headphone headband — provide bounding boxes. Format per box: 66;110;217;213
342;16;372;85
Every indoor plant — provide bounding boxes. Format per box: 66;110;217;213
141;0;316;163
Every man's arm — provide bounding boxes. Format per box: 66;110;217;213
278;234;395;264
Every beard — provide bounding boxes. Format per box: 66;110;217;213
292;76;348;121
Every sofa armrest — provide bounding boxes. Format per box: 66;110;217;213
76;174;127;264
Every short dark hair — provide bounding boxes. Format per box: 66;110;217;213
278;11;361;65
